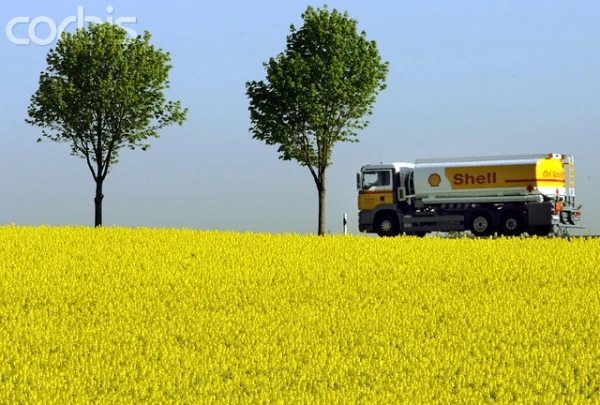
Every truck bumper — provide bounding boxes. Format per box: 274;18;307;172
554;209;584;229
358;211;374;233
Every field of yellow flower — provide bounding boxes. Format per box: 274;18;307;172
0;225;598;404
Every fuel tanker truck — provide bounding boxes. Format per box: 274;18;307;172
357;153;583;237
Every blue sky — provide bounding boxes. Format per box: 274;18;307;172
1;1;598;235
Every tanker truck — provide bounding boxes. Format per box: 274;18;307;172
357;153;583;237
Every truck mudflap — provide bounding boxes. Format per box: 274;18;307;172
527;202;553;226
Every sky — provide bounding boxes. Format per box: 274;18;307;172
0;0;599;235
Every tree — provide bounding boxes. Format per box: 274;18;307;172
246;5;388;235
26;22;187;227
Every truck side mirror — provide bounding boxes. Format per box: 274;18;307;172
356;173;360;190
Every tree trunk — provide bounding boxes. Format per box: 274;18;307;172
317;170;326;236
94;179;104;227
318;187;326;235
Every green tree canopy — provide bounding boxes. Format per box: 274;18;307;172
26;22;187;226
246;5;388;235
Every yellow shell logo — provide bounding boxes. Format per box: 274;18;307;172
428;173;441;187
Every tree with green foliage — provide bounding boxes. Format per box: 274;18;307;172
246;5;389;235
26;23;187;227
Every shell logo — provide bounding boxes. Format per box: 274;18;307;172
428;173;442;187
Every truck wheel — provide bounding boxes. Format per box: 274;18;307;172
468;211;494;237
375;213;400;237
499;210;524;237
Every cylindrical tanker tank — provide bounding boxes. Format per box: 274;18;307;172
412;154;567;199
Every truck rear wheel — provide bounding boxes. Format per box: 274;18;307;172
499;210;525;237
468;211;494;237
375;213;400;237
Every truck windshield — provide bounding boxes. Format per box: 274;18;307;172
363;171;391;189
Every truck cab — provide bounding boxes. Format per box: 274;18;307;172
357;163;417;236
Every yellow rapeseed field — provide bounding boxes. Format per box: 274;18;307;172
0;225;598;404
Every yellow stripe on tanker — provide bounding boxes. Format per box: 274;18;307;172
413;156;566;198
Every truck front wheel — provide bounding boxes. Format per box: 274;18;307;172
374;213;400;237
468;211;494;237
